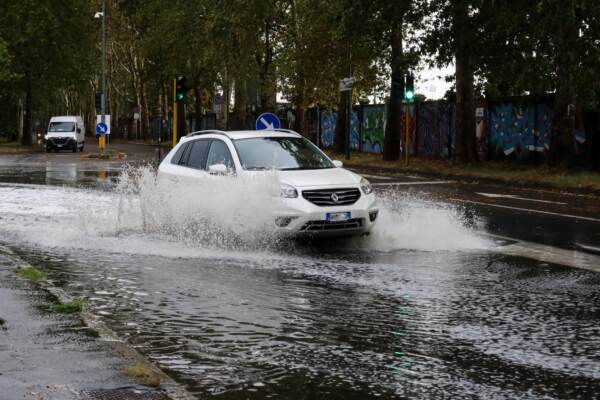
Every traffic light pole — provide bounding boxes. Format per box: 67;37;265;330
405;103;410;166
172;78;178;147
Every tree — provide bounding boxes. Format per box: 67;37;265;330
0;0;95;144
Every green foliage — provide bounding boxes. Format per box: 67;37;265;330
51;300;85;314
15;267;47;282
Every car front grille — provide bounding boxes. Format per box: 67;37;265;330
301;188;361;206
50;137;69;144
300;218;363;232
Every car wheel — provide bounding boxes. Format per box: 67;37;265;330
54;148;59;153
46;147;51;153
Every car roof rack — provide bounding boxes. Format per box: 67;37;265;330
186;130;230;138
270;128;302;136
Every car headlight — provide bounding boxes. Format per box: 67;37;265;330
360;177;372;195
280;183;298;198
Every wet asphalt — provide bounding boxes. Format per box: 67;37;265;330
1;143;599;399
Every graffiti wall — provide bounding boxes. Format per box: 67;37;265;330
488;101;554;158
362;106;385;153
319;110;359;150
312;96;594;164
416;102;455;158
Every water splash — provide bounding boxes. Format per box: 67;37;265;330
0;166;490;255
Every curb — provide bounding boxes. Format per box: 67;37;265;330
1;245;196;400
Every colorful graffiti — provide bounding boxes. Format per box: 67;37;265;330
320;111;336;148
416;102;455;158
489;102;555;157
319;110;359;149
362;106;385;153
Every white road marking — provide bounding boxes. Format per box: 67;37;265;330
451;198;600;223
486;233;600;273
359;173;395;180
476;192;567;205
373;180;455;187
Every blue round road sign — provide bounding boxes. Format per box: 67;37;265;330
96;122;108;135
255;113;281;130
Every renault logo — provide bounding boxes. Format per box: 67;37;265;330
331;193;339;203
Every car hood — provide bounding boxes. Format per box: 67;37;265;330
276;168;361;188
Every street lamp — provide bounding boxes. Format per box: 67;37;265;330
95;2;107;152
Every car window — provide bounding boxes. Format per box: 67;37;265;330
206;140;235;171
186;139;211;169
171;142;190;165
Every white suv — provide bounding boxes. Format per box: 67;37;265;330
157;129;378;237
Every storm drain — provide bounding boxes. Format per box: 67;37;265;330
80;387;171;400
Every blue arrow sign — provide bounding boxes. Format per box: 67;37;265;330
96;122;108;135
255;113;281;130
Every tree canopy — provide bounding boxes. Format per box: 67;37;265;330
0;0;598;164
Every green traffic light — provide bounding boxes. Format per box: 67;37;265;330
405;90;414;101
176;93;184;101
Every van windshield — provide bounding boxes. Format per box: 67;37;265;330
48;122;75;132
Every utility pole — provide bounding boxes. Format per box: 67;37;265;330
101;0;107;152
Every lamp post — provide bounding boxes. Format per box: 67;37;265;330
95;2;108;152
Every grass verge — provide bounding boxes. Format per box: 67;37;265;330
124;364;162;387
15;267;47;283
51;299;85;314
326;151;600;192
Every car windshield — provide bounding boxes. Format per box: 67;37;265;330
234;137;334;170
48;122;75;132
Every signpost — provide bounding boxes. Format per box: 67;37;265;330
255;113;281;130
339;77;354;160
96;115;111;151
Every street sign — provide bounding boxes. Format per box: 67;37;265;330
339;77;354;92
255;113;281;130
96;115;111;135
96;122;108;135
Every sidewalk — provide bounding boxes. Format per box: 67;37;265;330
327;151;600;196
0;248;178;400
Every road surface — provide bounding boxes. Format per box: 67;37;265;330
0;147;599;399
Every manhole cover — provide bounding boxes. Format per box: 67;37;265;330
80;387;171;400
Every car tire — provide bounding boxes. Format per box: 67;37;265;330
46;147;51;153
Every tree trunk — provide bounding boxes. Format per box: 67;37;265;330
383;13;403;161
549;1;577;167
140;77;150;140
453;0;477;163
294;103;304;134
334;91;347;153
22;75;32;146
194;79;203;131
232;79;246;130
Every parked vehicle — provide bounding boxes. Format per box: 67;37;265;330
157;129;379;237
45;116;85;152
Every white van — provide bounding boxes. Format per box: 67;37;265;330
45;116;85;152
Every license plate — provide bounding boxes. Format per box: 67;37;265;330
326;212;351;222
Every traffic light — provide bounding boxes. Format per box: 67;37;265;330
404;74;415;103
175;75;187;102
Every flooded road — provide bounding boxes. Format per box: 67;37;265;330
1;156;599;399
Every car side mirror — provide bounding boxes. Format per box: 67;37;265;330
208;164;228;175
77;128;81;133
332;160;343;168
